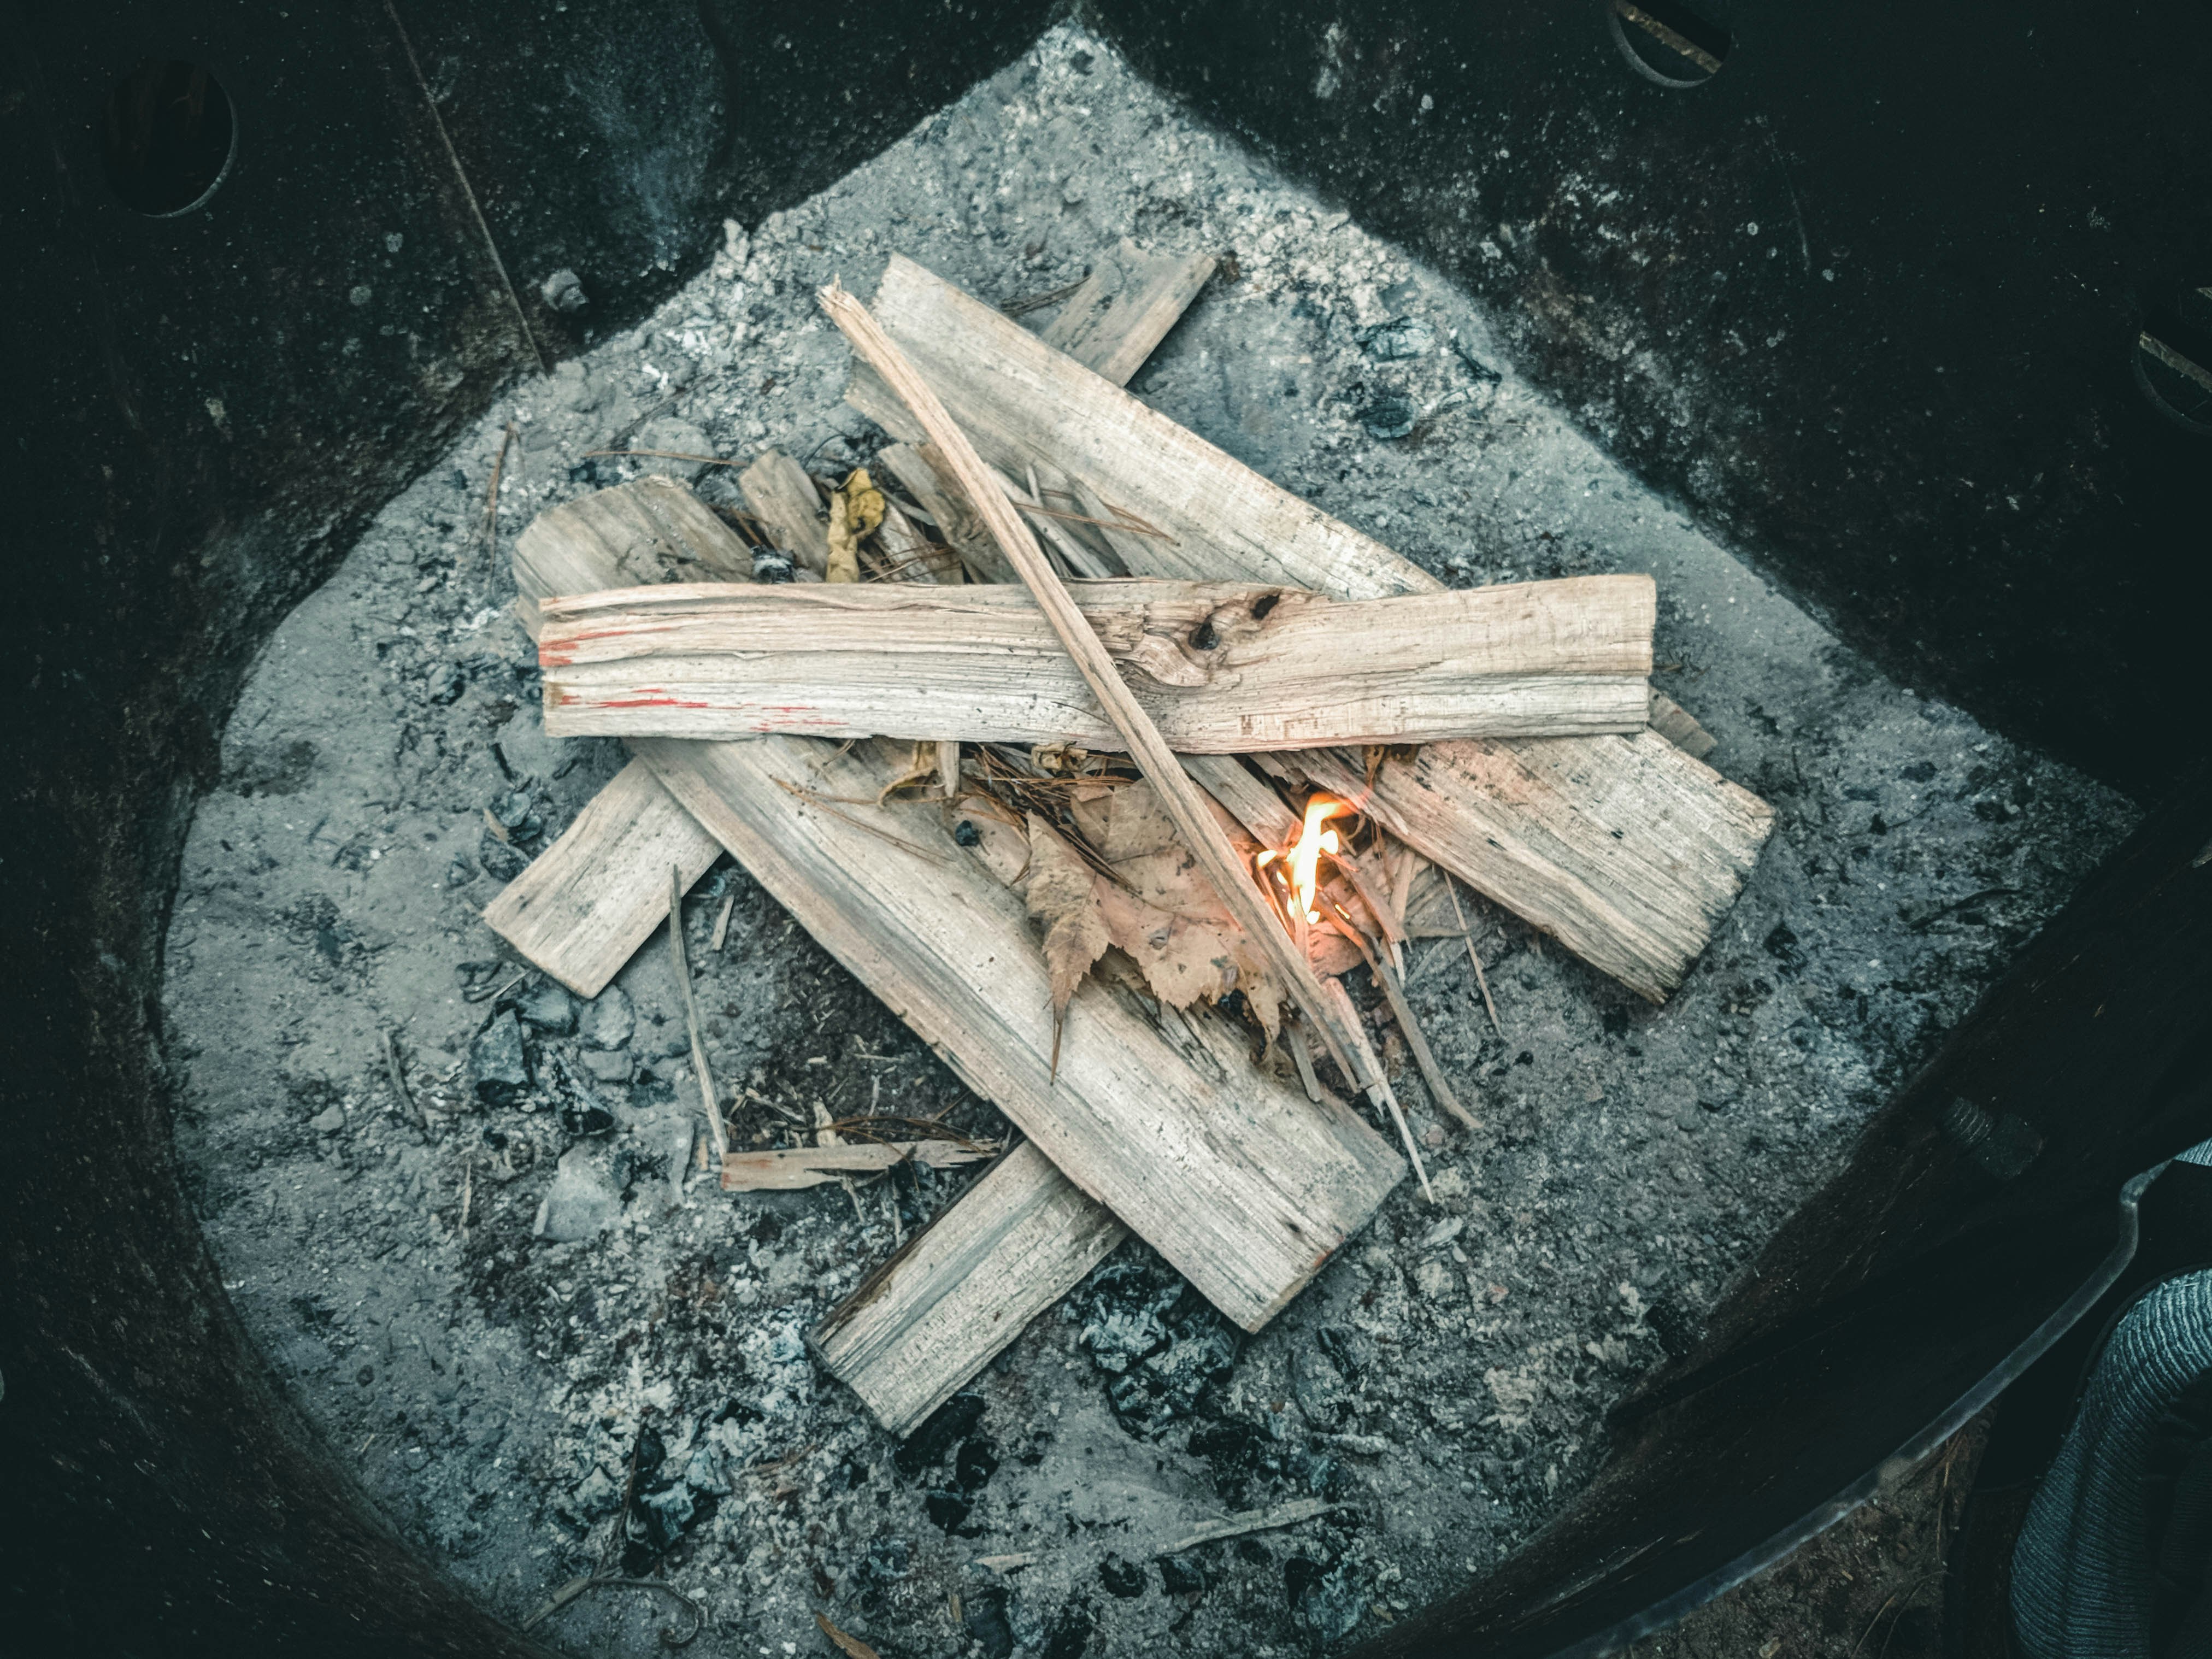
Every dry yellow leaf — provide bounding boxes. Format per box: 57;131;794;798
815;1610;883;1659
824;466;885;584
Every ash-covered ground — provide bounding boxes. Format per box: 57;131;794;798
160;24;2135;1658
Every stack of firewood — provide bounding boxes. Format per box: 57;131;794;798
487;242;1774;1437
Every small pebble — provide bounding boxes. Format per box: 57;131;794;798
579;986;633;1050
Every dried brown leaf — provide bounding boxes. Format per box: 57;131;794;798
1023;813;1109;1017
815;1610;883;1659
1069;779;1180;863
1072;781;1287;1038
874;741;940;804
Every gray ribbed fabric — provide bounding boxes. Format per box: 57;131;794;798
2013;1270;2212;1658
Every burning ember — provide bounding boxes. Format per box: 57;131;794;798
1256;793;1355;925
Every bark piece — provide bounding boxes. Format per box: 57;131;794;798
844;254;1772;1000
1650;689;1718;760
810;1139;1129;1435
534;575;1655;748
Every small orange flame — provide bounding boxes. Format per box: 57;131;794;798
1286;795;1352;924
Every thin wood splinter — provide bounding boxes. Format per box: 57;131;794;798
669;864;731;1160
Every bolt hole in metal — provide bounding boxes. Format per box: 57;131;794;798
1608;0;1731;87
2134;287;2212;436
99;60;237;216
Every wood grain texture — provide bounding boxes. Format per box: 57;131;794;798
719;1140;992;1191
481;758;722;998
820;279;1378;1090
638;732;1402;1329
1295;733;1772;1003
511;472;753;596
738;452;830;574
846;254;1427;599
1038;239;1219;388
806;246;1244;1424
517;486;1404;1332
534;575;1655;748
861;244;1193;587
810;1140;1128;1434
844;255;1773;1000
488;238;1222;1028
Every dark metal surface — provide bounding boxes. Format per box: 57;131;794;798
1096;0;2212;798
0;3;1048;1650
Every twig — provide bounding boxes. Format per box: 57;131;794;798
463;968;527;1006
384;1029;427;1129
710;888;736;952
1158;1497;1348;1555
380;2;545;375
1326;902;1478;1133
481;420;517;581
770;778;951;867
998;276;1088;317
581;446;737;467
1002;468;1112;577
524;1417;705;1646
1443;873;1504;1040
458;1158;474;1234
669;865;730;1160
1848;1571;1946;1659
1337;849;1408;949
978;496;1173;540
1321;977;1433;1203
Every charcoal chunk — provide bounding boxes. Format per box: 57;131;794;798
1159;1554;1207;1596
1358;393;1417;440
1098;1555;1146;1598
517;979;575;1033
470;1011;531;1105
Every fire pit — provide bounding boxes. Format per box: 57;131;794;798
152;31;2131;1656
9;7;2206;1658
